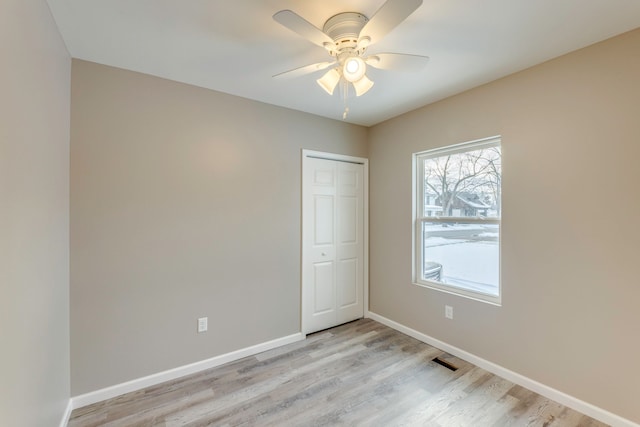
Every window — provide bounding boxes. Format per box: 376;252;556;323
413;136;501;304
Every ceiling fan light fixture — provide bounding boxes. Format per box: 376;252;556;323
273;0;427;114
343;56;366;82
316;68;341;95
352;74;374;96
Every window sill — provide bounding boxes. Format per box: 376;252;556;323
413;280;502;306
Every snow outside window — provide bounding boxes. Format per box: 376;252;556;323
413;137;501;305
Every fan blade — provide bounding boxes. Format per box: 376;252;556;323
365;53;429;71
358;0;423;45
273;61;336;79
273;10;336;50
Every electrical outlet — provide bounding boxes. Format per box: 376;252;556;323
445;305;453;320
197;317;208;333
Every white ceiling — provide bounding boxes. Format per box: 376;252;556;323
46;0;640;127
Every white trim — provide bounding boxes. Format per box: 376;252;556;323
366;311;639;427
302;149;368;165
59;399;73;427
70;332;304;410
413;136;502;306
414;135;501;158
363;159;369;316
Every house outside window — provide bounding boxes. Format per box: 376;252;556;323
413;136;501;304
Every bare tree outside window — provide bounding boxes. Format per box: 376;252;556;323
423;146;501;219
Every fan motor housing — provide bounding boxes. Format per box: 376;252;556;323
323;12;368;53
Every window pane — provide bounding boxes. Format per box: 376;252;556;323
414;137;501;303
422;146;501;219
423;221;499;296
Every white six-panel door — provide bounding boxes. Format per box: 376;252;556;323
302;152;365;334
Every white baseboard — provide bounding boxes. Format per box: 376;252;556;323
59;398;73;427
366;311;638;427
69;332;305;413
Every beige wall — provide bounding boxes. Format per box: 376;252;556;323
0;0;71;425
369;28;640;422
70;60;368;394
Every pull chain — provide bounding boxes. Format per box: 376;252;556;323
342;80;349;120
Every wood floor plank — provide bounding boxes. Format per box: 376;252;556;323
68;319;609;426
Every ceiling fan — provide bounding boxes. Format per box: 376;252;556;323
273;0;429;106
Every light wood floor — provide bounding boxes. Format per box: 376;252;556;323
69;319;607;426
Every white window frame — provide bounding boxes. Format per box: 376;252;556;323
412;136;502;305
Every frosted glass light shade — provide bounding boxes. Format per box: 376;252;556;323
352;74;374;96
316;68;341;95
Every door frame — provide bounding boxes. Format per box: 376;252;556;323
301;149;369;335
